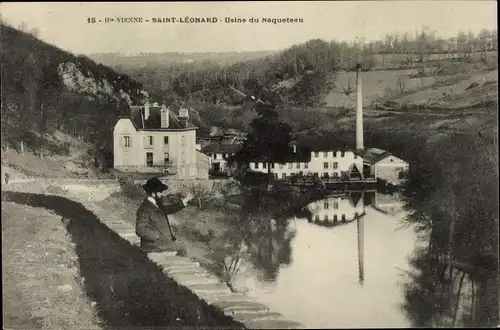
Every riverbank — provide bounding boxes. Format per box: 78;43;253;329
97;180;325;291
2;202;102;330
96;184;245;275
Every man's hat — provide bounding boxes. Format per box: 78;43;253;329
142;177;168;194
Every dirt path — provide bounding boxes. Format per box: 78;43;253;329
2;205;41;329
2;202;101;330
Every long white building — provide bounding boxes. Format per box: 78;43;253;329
248;150;364;180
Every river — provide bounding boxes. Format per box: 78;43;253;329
216;188;497;328
226;190;416;328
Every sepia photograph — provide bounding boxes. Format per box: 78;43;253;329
1;1;498;329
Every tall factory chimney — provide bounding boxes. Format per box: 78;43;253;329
356;64;364;150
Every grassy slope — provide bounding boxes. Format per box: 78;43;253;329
317;59;498;140
2;202;101;330
1;129;110;181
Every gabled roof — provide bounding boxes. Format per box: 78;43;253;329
356;148;392;164
129;105;197;131
201;143;241;154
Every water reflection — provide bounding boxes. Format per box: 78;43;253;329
207;188;497;328
402;209;499;328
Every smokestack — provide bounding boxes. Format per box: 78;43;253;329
144;101;150;120
160;105;170;128
356;64;364;150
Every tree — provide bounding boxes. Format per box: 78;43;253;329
228;100;295;185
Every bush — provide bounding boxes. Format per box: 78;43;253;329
117;176;144;200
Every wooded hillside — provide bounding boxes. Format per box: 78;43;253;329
1;22;144;155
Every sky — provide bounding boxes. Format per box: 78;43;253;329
0;1;497;55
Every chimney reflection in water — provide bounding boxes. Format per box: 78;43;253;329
357;192;365;285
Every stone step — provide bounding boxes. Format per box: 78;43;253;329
150;256;200;267
171;274;220;286
148;254;192;263
198;292;259;304
168;269;218;280
162;265;201;275
125;237;141;245
109;226;134;232
242;319;303;329
165;267;206;275
156;260;200;269
148;251;179;259
118;232;136;237
189;283;232;295
233;312;284;322
213;300;270;313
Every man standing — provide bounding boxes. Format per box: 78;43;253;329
136;177;195;256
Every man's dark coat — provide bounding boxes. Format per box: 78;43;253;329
135;198;185;252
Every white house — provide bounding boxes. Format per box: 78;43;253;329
357;148;409;185
201;143;241;174
113;103;209;179
248;150;364;180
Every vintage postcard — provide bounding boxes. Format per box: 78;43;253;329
1;1;498;329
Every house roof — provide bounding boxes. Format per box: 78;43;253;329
129;105;197;131
356;148;392;164
201;143;241;154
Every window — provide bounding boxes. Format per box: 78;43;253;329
324;215;329;221
314;152;319;158
296;163;300;169
341;214;346;221
147;136;154;146
281;173;286;179
323;162;328;169
315;215;320;221
333;162;338;169
146;152;153;167
164;136;169;145
341;151;345;157
279;164;284;169
324;202;329;209
263;163;267;169
271;163;275;169
304;163;309;169
333;172;339;178
288;163;292;169
255;163;260;169
323;152;328;157
213;154;217;159
123;136;131;148
223;153;227;159
333;201;339;209
164;153;170;165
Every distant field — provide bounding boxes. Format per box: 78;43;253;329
324;52;498;109
363;51;498;70
395;69;498;108
324;69;437;108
